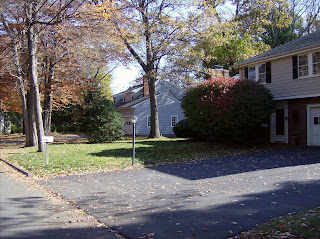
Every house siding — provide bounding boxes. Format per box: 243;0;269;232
134;93;185;136
240;56;320;100
266;56;320;100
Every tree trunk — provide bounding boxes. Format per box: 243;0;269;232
1;13;33;146
26;0;45;152
0;110;3;135
148;74;160;138
43;61;54;135
26;90;38;146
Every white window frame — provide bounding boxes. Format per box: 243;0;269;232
171;115;178;127
147;115;151;127
248;66;256;81
298;54;309;78
297;51;320;79
312;51;320;76
258;63;266;83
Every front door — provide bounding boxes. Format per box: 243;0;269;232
310;107;320;146
271;101;288;143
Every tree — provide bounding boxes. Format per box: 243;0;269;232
232;0;320;48
195;23;270;76
0;0;115;150
0;1;36;146
82;91;124;143
96;0;204;138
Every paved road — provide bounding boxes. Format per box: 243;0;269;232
41;147;320;239
0;163;118;239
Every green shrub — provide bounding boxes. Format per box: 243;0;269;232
181;78;275;144
173;119;198;138
11;123;23;133
83;92;124;143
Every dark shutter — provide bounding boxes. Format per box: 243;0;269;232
244;67;248;79
292;56;298;79
266;62;271;83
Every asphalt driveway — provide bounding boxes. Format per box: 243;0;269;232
41;147;320;239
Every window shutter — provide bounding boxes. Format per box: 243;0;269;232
292;56;298;79
266;62;271;83
244;67;248;79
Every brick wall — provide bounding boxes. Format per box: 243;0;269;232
288;97;320;145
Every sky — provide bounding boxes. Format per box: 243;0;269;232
110;65;141;95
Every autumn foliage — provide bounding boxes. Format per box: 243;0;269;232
181;77;275;143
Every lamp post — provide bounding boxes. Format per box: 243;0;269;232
131;115;137;165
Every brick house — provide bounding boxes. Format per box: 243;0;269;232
234;30;320;146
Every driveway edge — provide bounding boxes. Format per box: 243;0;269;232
0;158;30;177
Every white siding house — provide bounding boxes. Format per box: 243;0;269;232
113;79;185;136
234;30;320;146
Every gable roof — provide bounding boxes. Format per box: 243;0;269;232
234;30;320;67
113;81;185;110
117;95;149;109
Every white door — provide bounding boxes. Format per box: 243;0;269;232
310;107;320;146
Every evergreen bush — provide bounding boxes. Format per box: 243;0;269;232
83;92;124;143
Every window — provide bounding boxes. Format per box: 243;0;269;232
313;51;320;75
147;116;151;127
124;121;132;126
171;116;178;127
298;54;308;77
248;66;255;81
258;64;266;83
293;51;320;79
245;62;271;83
314;117;320;125
123;95;126;102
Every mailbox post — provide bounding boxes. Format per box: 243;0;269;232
42;136;54;166
131;116;137;165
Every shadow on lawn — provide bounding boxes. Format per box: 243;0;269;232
90;140;221;164
91;144;320;181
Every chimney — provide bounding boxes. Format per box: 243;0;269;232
143;75;149;96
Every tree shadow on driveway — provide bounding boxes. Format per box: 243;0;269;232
91;145;320;180
149;147;320;180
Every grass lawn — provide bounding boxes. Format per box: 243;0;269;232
234;207;320;238
1;136;250;178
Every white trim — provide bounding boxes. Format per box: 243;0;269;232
147;115;151;128
307;103;320;146
275;93;320;101
270;101;288;143
171;115;178;128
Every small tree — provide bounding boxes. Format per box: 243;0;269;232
181;77;238;136
181;78;275;143
83;92;124;143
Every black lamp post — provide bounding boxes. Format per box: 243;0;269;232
131;115;137;165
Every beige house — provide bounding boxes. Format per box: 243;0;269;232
234;30;320;146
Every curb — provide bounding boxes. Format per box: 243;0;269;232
0;158;31;177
